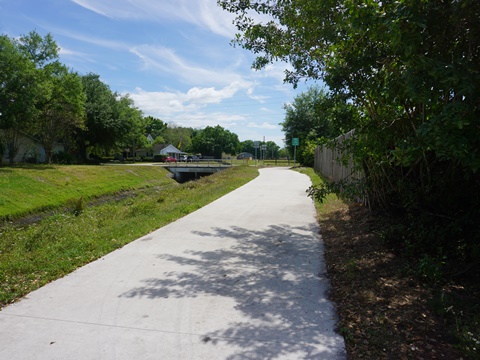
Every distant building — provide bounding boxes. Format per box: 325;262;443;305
0;131;64;164
237;152;254;160
126;144;186;159
152;144;185;159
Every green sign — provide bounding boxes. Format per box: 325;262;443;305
292;138;299;146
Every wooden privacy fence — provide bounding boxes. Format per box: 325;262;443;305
314;129;367;205
314;129;361;181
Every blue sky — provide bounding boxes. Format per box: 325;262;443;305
0;0;316;147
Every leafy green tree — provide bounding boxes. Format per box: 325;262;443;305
220;0;480;198
0;35;37;164
190;125;240;159
265;141;279;159
80;75;143;159
297;139;320;168
240;140;255;155
114;95;144;157
152;135;165;145
134;116;163;155
281;86;356;165
219;0;480;271
17;31;58;67
18;31;86;164
163;124;193;152
239;140;279;159
278;147;289;159
1;31;87;164
35;62;85;163
79;73;117;158
143;116;167;140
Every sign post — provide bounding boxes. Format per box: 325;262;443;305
254;141;260;166
292;138;299;167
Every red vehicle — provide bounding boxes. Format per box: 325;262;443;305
164;156;177;163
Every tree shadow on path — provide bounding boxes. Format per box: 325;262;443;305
120;223;346;359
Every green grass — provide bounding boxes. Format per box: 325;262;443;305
294;167;340;213
0;164;174;219
0;165;258;307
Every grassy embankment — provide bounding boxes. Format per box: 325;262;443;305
0;165;174;219
0;164;258;307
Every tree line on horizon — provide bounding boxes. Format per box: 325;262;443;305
0;31;285;165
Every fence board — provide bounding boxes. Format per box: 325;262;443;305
314;129;367;205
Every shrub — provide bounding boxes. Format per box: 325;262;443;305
53;151;75;165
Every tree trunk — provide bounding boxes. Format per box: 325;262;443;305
3;128;20;166
44;145;53;164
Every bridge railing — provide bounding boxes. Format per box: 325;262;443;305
166;159;233;168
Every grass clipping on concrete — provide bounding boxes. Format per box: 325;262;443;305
0;165;258;308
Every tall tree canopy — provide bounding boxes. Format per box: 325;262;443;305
264;140;279;160
219;0;480;269
144;116;167;140
190;125;240;159
0;31;62;164
0;35;39;164
239;140;255;156
114;95;144;157
219;0;480;195
240;139;280;160
1;31;87;164
80;73;116;157
35;62;85;163
281;86;356;165
163;124;193;152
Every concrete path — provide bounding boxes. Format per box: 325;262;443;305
0;167;346;359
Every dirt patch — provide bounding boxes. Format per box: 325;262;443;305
320;201;466;359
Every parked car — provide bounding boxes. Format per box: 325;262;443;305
187;155;199;162
179;155;188;162
164;156;177;163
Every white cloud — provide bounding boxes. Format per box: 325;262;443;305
129;84;246;117
185;86;237;104
58;46;96;63
248;94;269;103
166;111;247;131
246;122;279;130
56;28;129;51
71;0;238;38
130;44;253;88
175;112;245;130
257;63;291;83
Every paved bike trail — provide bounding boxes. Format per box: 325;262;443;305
0;167;346;359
